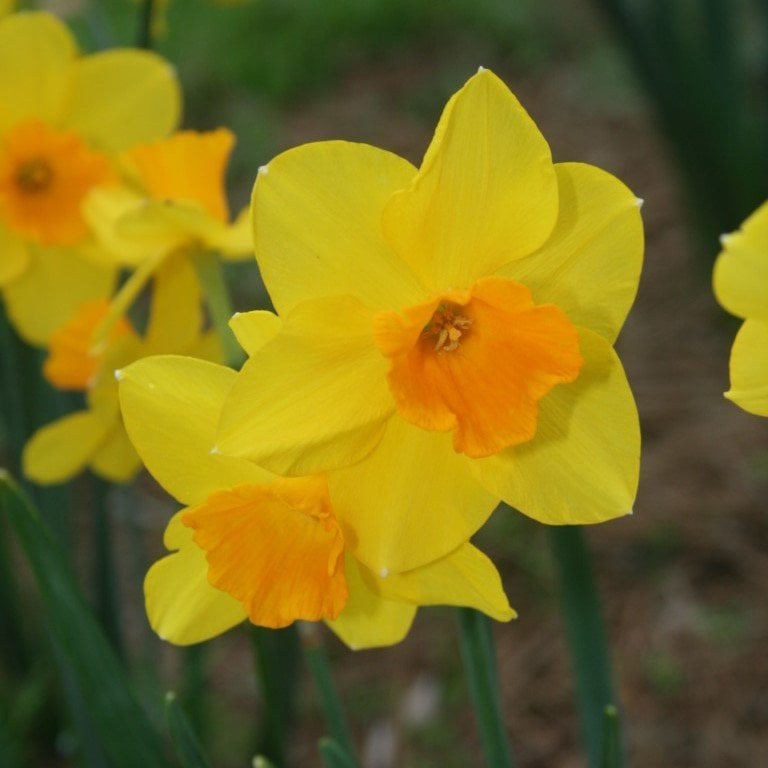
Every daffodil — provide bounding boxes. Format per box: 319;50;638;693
713;200;768;416
0;11;180;345
84;129;252;334
118;353;513;649
217;69;643;577
23;256;220;484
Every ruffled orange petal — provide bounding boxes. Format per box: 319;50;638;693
183;477;348;628
374;275;582;457
127;129;233;222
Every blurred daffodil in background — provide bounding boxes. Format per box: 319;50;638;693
713;201;768;416
0;11;180;345
84;128;252;346
215;68;644;579
23;256;220;484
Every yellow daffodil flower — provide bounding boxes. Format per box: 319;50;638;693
84;129;252;334
713;200;768;416
216;69;644;577
0;11;180;345
86;129;251;267
23;256;220;484
118;353;514;649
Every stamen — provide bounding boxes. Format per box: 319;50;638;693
421;302;473;352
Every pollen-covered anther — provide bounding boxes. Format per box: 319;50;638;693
422;303;473;352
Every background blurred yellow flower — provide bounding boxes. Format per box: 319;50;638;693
23;256;220;484
713;200;768;416
0;11;180;345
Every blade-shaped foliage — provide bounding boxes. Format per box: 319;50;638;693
0;471;170;768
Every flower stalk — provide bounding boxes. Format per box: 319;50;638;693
300;623;360;768
548;525;624;768
192;251;245;368
456;607;514;768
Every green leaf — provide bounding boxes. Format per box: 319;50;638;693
165;691;213;768
318;737;358;768
0;471;170;768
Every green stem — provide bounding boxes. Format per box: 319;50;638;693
181;644;208;744
300;624;359;767
137;0;156;50
192;252;245;368
548;526;624;768
251;625;301;766
456;608;514;768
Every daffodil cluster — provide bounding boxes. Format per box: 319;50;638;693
118;69;644;649
0;11;180;345
713;201;768;416
7;10;251;485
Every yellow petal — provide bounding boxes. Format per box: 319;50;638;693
0;12;75;131
327;415;498;574
475;328;639;524
0;224;29;285
65;49;181;152
2;245;116;345
23;410;109;484
372;542;514;622
713;200;768;321
183;478;348;628
145;512;246;645
229;310;281;357
215;206;253;259
252;140;423;314
502;162;644;343
725;318;768;416
217;296;393;475
144;254;202;353
326;555;416;650
382;69;557;291
89;424;141;483
118;355;271;506
83;185;152;266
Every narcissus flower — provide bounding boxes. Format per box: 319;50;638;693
86;129;251;267
118;354;513;650
0;11;180;344
713;200;768;416
23;257;220;484
217;69;643;576
84;129;252;332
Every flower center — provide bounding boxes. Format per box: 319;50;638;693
422;301;473;352
16;157;54;193
183;477;348;628
374;276;584;458
44;299;135;391
0;119;113;245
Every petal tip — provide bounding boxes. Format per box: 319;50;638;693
114;368;124;381
634;197;644;208
379;567;389;578
258;165;269;176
